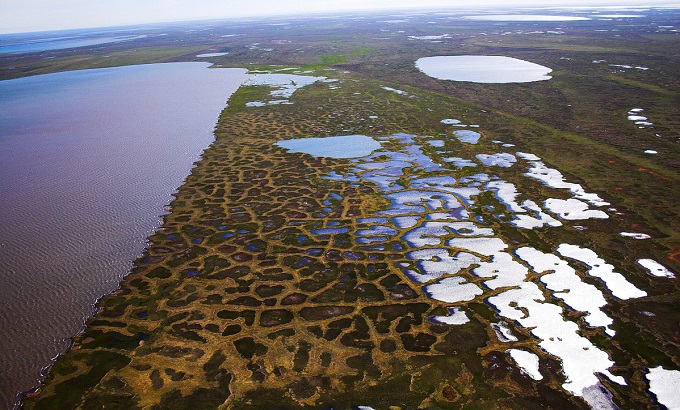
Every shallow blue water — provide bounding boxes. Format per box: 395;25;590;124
275;134;381;158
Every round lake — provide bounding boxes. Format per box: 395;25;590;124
416;55;552;83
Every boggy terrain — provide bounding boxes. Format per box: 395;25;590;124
7;7;679;410
24;70;679;408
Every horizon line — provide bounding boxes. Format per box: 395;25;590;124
2;2;679;36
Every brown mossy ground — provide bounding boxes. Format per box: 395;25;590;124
24;74;678;409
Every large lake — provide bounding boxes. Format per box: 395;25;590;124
0;62;250;408
416;55;552;83
0;34;146;54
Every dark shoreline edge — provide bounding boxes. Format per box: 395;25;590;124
13;69;249;410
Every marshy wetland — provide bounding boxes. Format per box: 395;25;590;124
1;5;679;410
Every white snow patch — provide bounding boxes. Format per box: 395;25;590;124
492;322;518;342
517;152;541;161
409;34;451;40
476;153;517;167
403;221;493;248
637;259;676;278
444;157;477;168
488;280;627;397
392;216;419;229
483;181;561;229
447;237;529;289
453;130;482;144
619;232;651;239
405;248;480;283
196;52;229;57
508;349;543;380
441;118;461;125
424;276;483;303
381;86;409;95
525;161;610;207
428;307;470;325
581;384;619;410
517;247;616;334
486;180;524;213
557;244;647;300
646;366;680;410
544;198;609;220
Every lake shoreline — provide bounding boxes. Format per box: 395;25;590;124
0;63;251;409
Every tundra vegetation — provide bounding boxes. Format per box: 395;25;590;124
6;7;678;409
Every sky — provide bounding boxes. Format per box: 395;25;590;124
1;0;678;34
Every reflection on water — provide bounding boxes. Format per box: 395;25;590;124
319;132;645;407
416;55;552;83
196;52;229;57
0;62;250;409
0;35;146;54
275;135;382;158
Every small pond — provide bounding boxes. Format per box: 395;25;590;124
196;52;229;57
275;135;382;158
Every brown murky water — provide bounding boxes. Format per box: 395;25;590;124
0;63;249;409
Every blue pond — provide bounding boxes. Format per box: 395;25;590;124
311;227;350;235
275;135;382;159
